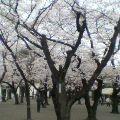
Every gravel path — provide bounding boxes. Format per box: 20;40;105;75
0;99;120;120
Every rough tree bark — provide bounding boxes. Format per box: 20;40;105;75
24;84;31;120
111;85;119;114
111;60;120;114
84;80;103;120
51;78;71;120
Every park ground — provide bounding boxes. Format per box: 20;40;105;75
0;99;120;120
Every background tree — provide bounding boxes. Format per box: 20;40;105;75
0;32;32;119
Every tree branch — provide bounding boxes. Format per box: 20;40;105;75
0;52;7;83
40;35;59;79
0;34;28;85
88;18;120;90
63;10;86;76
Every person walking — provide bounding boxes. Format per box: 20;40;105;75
106;97;111;107
36;90;41;112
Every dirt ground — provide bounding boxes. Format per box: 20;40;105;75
0;99;120;120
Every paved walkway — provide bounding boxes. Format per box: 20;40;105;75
0;99;120;120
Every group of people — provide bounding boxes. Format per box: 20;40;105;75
99;95;111;106
36;88;49;112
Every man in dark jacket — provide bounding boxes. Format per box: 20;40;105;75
36;90;41;112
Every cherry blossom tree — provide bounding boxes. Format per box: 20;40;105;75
0;0;120;120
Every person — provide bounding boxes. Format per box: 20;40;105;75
1;88;6;102
36;88;46;112
40;89;46;108
106;97;111;107
36;90;41;112
78;99;81;104
99;95;104;105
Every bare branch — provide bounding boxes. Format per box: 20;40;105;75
86;23;100;66
19;35;43;57
32;0;58;28
0;34;28;85
63;7;86;76
40;35;59;79
88;18;120;90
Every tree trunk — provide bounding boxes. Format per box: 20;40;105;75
111;95;119;114
57;107;71;120
84;79;102;120
85;95;97;120
111;86;119;114
86;109;97;120
51;87;71;120
53;97;71;120
25;84;31;120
